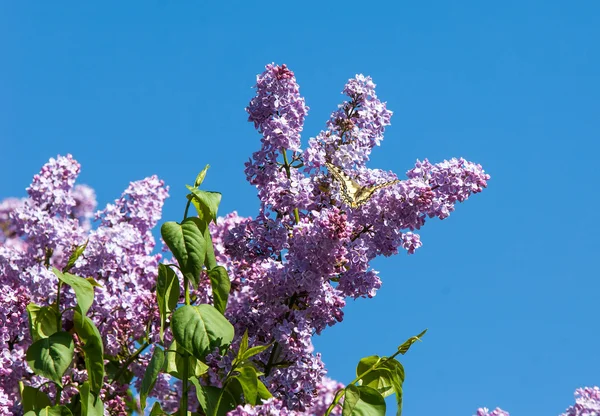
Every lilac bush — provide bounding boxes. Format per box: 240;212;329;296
2;63;593;415
0;155;171;413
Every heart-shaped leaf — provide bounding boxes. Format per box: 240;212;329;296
26;332;74;386
161;219;206;288
172;305;234;360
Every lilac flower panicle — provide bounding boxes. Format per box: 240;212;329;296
246;63;308;152
26;154;80;216
0;155;174;412
212;64;491;412
560;386;600;416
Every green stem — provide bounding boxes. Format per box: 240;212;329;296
183;198;192;222
281;149;300;225
111;341;150;383
56;384;63;406
180;352;189;416
55;281;62;329
325;389;345;415
184;276;190;306
213;361;238;416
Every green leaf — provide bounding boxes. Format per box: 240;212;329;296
149;402;168;416
64;241;88;273
379;359;404;415
342;385;386;416
219;384;241;415
194;164;210;188
256;379;273;400
343;385;360;415
187;187;222;224
161;219;207;288
172;305;234;361
26;331;74;386
53;268;94;321
37;405;74;416
38;406;73;416
156;264;180;341
356;355;405;413
21;385;52;412
140;347;165;411
207;266;230;315
80;381;104;416
231;366;259;405
203;228;218;270
85;277;103;288
356;355;380;377
26;304;59;342
358;367;395;397
191;378;235;416
242;343;272;362
236;329;249;362
397;329;427;355
74;311;105;395
165;340;208;379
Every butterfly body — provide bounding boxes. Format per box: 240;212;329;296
325;162;400;208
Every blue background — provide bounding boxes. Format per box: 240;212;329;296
1;2;598;414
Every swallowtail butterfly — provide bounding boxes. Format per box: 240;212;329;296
325;162;400;208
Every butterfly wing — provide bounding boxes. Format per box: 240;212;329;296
325;162;400;208
325;163;363;208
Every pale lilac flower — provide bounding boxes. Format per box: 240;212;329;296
475;408;510;416
0;155;172;412
560;386;600;416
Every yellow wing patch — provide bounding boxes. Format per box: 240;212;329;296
325;162;400;208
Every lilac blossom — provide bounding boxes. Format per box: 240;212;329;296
0;155;173;414
475;408;510;416
0;198;24;243
560;386;600;416
199;63;491;411
228;397;300;416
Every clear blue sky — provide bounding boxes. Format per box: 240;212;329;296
1;2;599;415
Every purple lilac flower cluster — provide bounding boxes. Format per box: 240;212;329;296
560;387;600;416
202;63;491;412
0;155;174;413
